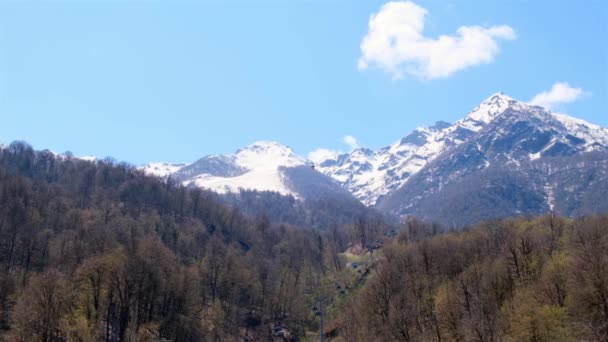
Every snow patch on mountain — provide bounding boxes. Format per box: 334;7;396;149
142;162;187;177
461;92;516;126
552;113;608;150
177;141;307;197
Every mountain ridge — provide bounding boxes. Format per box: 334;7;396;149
139;93;608;225
315;93;607;205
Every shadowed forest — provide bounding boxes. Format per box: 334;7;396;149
0;142;606;341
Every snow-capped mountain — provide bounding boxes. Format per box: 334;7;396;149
142;141;355;202
141;93;607;225
374;94;608;226
316;121;450;206
175;141;306;196
315;93;608;206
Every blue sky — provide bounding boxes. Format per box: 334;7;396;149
0;0;606;165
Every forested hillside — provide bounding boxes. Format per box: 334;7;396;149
333;215;608;341
0;142;385;341
0;141;606;341
216;188;390;231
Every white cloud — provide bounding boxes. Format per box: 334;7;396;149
308;148;342;164
343;135;360;150
307;135;362;164
358;1;516;80
529;82;586;110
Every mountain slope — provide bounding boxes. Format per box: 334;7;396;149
379;151;607;227
175;141;306;196
315;93;517;205
375;96;608;226
143;141;358;205
315;93;608;206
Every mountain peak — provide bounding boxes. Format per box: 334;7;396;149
233;141;305;171
237;140;291;153
158;140;308;197
246;140;289;149
462;92;525;126
484;92;514;102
